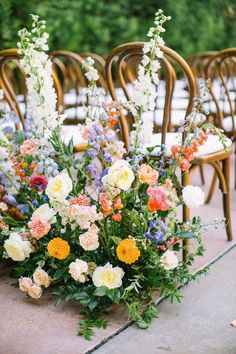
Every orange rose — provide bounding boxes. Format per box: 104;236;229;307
138;164;159;185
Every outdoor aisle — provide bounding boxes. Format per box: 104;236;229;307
0;157;235;354
93;245;236;354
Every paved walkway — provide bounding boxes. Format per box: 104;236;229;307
93;246;236;354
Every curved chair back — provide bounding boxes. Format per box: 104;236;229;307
105;42;196;149
205;48;236;136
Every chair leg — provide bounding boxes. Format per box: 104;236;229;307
205;171;217;204
222;157;233;241
199;165;205;185
182;170;190;262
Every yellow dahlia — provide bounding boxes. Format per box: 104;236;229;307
116;238;140;264
47;237;70;260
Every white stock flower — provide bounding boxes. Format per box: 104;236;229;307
161;250;178;270
69;259;88;282
33;267;51;288
4;232;32;261
102;159;135;191
46;171;73;202
32;204;56;224
92;262;124;289
182;186;205;208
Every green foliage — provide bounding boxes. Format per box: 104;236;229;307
0;0;236;57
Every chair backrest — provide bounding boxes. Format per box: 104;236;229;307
0;49;62;130
205;48;236;135
105;42;196;149
187;51;216;79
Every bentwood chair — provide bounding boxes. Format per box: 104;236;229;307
205;49;236;189
105;42;233;256
0;49;86;153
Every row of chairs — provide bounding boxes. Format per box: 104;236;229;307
0;44;234;254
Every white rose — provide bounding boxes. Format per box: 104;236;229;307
161;250;178;270
33;267;51;288
182;185;205;208
79;231;99;251
27;284;42;299
69;259;88;281
46;171;73;202
32;204;56;224
92;262;124;289
4;232;32;261
102;160;135;191
19;277;33;292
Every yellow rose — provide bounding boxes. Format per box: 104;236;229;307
92;262;124;289
46;171;72;202
102;160;134;191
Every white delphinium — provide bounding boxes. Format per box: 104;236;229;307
127;9;171;151
82;57;101;122
17;15;65;133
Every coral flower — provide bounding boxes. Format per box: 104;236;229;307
29;174;47;191
116;238;140;264
112;213;122;222
113;196;123;209
47;237;70;260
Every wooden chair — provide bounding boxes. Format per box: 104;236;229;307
205;48;236;189
0;49;86;153
105;42;233;257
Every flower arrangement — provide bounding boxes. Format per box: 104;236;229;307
0;12;226;340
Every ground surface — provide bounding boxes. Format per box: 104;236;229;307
0;158;235;354
94;246;236;354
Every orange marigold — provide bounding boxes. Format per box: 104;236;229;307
47;237;70;260
116;238;140;264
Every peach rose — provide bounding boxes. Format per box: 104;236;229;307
33;268;51;288
138;164;159;185
19;277;33;292
27;284;42;299
20;139;38;156
28;217;51;240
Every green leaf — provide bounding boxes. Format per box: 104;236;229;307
110;236;121;245
94;286;108;297
106;289;121;304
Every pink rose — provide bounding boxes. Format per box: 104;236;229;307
79;226;99;251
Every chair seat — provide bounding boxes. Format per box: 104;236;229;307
141;132;232;157
222;116;236;133
142;110;206;127
61;125;87;146
64;106;87;120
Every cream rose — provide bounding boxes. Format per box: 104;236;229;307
102;160;135;191
79;231;99;251
32;204;56;224
182;185;205;208
92;262;124;289
27;284;42;299
4;232;32;261
46;171;73;202
161;250;178;270
19;277;33;292
69;259;88;281
33;267;51;288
